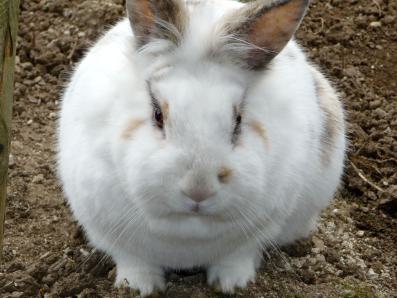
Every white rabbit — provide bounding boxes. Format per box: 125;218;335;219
58;0;346;295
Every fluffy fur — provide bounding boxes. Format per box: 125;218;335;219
58;0;346;295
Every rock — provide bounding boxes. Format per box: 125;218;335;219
369;21;382;28
32;174;45;184
367;268;378;279
8;154;15;168
356;230;365;237
312;236;325;251
369;100;382;109
9;292;25;298
383;15;395;25
373;108;387;118
344;66;362;78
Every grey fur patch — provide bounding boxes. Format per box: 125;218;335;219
313;71;344;166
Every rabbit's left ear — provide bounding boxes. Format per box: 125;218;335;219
126;0;187;48
217;0;309;70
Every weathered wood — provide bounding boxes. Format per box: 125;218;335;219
0;0;20;258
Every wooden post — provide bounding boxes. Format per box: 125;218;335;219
0;0;19;258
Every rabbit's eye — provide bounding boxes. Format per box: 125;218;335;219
232;110;242;143
234;113;242;135
153;105;164;129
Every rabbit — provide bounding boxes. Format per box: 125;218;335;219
58;0;346;295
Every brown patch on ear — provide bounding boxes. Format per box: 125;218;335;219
217;0;308;70
218;167;233;184
162;100;169;122
249;0;308;50
121;118;145;140
127;0;187;48
250;121;270;149
312;68;344;166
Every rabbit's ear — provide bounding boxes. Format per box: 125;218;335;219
218;0;308;70
126;0;187;48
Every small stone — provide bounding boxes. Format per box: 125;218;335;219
311;247;321;254
369;100;382;109
369;21;382;28
11;140;23;150
356;230;365;237
80;248;89;257
360;206;369;212
374;108;387;118
367;268;378;279
316;254;326;263
8;154;15;167
32;174;44;184
312;236;325;251
383;16;395;25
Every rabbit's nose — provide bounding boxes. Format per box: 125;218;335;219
179;170;218;203
181;188;216;203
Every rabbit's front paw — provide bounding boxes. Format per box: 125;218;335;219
116;265;165;297
207;257;256;293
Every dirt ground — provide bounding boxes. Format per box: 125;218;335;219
0;0;396;297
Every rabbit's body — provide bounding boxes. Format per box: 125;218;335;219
58;0;345;295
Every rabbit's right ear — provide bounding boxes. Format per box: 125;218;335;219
215;0;309;70
126;0;187;48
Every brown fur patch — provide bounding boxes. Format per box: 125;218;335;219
127;0;187;48
162;100;169;122
218;167;233;183
312;68;344;166
250;121;270;148
216;0;308;70
121;118;145;140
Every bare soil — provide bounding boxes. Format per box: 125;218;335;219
1;0;396;297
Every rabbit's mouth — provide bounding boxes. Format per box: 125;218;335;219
167;206;229;222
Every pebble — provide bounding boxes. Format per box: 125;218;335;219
374;108;387;118
11;140;23;150
367;268;378;279
356;230;365;237
79;248;90;257
383;15;395;25
32;174;44;184
369;21;382;28
9;154;15;167
312;236;325;251
369;99;382;109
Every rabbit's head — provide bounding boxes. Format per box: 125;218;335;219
119;0;309;239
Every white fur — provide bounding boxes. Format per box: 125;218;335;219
58;0;346;295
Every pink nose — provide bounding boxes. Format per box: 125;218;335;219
182;188;216;203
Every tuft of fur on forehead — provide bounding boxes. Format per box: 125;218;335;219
211;0;309;70
127;0;188;48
